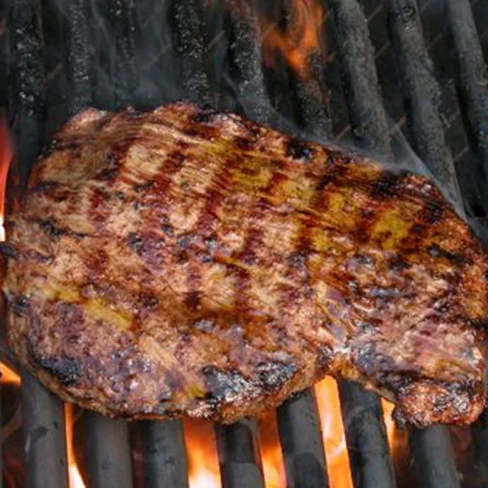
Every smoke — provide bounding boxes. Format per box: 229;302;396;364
11;0;484;227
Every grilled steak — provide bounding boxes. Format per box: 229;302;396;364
2;102;488;426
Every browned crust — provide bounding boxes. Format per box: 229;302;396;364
3;102;488;425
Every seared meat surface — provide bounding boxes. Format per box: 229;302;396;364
2;102;488;426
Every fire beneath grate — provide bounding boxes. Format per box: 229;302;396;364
1;0;488;487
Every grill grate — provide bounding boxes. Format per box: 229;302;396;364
1;1;488;487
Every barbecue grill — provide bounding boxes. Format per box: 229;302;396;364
1;0;488;487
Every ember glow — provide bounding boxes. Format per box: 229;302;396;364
260;0;327;80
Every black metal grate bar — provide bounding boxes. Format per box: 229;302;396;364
386;0;459;200
385;2;463;487
171;0;212;105
226;1;273;123
269;12;330;480
140;420;189;488
47;5;138;484
66;0;92;115
88;0;137;110
173;5;270;484
108;0;138;109
408;425;460;488
327;0;391;158
280;0;332;140
7;3;69;488
444;0;488;216
21;373;68;488
216;419;266;488
338;381;395;488
134;0;173;107
84;412;134;488
325;2;396;486
277;389;329;488
7;0;46;181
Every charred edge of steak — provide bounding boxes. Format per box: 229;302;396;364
202;361;298;408
392;377;486;427
29;349;82;386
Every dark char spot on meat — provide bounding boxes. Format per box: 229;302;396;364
139;293;160;309
371;172;402;198
185;291;202;311
286;139;314;162
13;295;31;316
0;242;18;260
38;356;81;385
256;361;297;392
355;343;396;376
41;220;66;237
428;244;470;265
193;106;218;124
134;181;155;192
202;366;250;403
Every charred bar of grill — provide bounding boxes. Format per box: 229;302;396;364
281;0;332;140
7;3;69;487
66;0;92;115
84;412;134;488
444;0;488;216
171;0;212;105
386;1;461;486
277;389;329;488
409;425;460;488
22;373;68;488
140;420;189;488
327;0;391;158
387;0;459;200
338;381;395;488
264;3;331;482
326;1;395;485
226;1;273;123
7;0;46;182
216;419;266;488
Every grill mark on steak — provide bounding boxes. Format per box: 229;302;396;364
232;168;291;316
4;101;488;427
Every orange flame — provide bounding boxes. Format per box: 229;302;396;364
0;112;13;241
315;378;396;488
0;362;20;386
260;0;327;80
315;377;353;488
65;404;86;488
259;412;286;488
185;419;222;487
185;379;395;488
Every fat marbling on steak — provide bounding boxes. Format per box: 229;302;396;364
2;102;488;426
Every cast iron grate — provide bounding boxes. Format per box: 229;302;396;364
1;0;488;487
